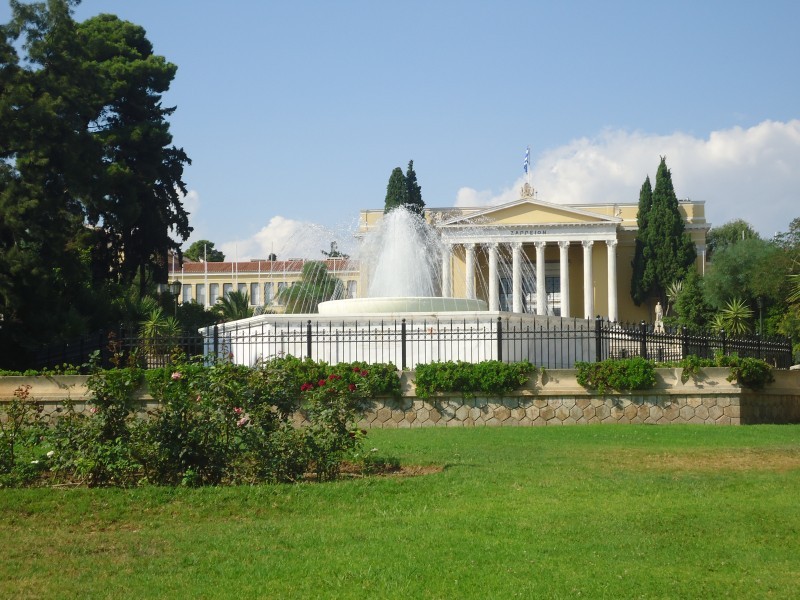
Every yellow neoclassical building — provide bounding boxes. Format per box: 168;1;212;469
171;192;708;322
355;193;708;322
171;257;359;311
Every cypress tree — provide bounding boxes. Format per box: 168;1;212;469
630;158;697;308
384;167;408;213
630;176;652;306
404;160;424;215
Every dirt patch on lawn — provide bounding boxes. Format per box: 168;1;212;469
604;447;800;473
337;462;444;479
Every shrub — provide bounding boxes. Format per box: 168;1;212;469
0;385;48;487
47;368;144;487
655;353;775;390
726;356;774;390
575;357;657;395
414;360;536;399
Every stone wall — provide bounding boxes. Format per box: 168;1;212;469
354;368;800;428
1;369;799;427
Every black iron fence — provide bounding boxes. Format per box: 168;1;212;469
31;317;794;372
33;327;205;371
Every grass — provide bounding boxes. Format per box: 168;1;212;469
2;424;800;598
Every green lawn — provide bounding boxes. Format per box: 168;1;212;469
2;425;799;599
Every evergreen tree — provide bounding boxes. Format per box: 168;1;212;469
630;176;652;306
673;268;713;333
0;1;191;367
384;167;408;213
703;237;787;310
706;219;759;260
185;240;225;262
404;160;425;215
630;158;696;307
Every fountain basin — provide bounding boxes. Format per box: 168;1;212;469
318;296;488;315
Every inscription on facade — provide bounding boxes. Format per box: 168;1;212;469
511;229;548;236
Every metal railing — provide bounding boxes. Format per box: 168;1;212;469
31;317;793;371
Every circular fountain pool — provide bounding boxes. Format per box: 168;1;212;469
318;296;488;315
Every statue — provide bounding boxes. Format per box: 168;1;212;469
521;182;534;198
654;301;665;333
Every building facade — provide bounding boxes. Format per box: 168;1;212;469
172;257;359;312
171;194;708;323
357;195;708;323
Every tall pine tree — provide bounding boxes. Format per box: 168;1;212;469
630;158;697;308
404;160;425;215
383;167;408;213
384;160;425;214
630;176;653;306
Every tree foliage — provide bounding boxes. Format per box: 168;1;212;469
185;240;225;262
706;219;759;260
213;290;253;322
0;1;191;367
629;158;696;307
384;167;408;213
672;268;714;333
321;241;348;259
277;262;344;314
404;160;424;215
703;237;788;310
630;176;652;306
383;160;425;214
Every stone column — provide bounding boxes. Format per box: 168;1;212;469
511;242;522;313
558;241;570;318
465;243;476;300
606;240;618;322
535;241;547;315
488;243;499;311
582;240;594;319
441;243;452;298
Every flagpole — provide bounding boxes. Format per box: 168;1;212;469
204;243;208;308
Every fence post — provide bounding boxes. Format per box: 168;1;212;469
306;320;312;360
720;329;727;357
595;316;602;362
497;316;503;362
756;333;762;361
213;325;219;363
639;321;647;359
681;326;688;359
401;319;407;370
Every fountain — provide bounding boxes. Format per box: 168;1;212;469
318;207;487;315
202;206;593;369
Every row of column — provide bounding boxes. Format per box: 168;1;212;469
443;240;618;321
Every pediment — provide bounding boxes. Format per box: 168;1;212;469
438;198;620;227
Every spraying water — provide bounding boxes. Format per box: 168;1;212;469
361;207;442;297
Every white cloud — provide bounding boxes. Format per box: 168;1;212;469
454;120;800;236
218;121;800;260
220;216;357;262
182;188;201;216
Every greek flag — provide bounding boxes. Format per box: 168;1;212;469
523;146;530;174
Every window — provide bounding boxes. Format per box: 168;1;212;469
347;280;357;299
250;282;260;305
182;284;193;303
238;283;247;296
276;282;287;304
210;283;220;305
196;284;206;306
264;282;273;304
223;283;233;298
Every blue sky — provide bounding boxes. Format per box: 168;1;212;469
3;1;799;259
